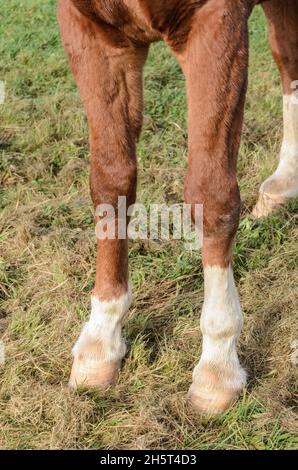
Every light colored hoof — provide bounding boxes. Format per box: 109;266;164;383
187;383;239;415
188;362;246;415
69;357;121;390
252;191;287;219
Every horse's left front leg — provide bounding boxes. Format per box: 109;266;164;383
170;1;250;414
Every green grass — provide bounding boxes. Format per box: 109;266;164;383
0;1;297;450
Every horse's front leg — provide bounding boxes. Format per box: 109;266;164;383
58;0;148;388
170;1;250;414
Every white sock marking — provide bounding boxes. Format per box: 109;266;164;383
73;284;132;363
193;266;246;390
261;94;298;197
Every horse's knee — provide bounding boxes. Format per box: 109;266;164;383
90;156;137;209
185;171;240;264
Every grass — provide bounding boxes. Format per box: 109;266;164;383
0;0;297;450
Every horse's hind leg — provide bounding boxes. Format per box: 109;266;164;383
58;0;148;389
253;0;298;218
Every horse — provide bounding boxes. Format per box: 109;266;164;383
57;0;298;414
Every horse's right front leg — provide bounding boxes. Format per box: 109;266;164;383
58;0;147;389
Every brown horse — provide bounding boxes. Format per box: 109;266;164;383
57;0;298;414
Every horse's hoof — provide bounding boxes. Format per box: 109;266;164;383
187;362;246;415
187;383;239;415
69;357;121;390
252;191;286;219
